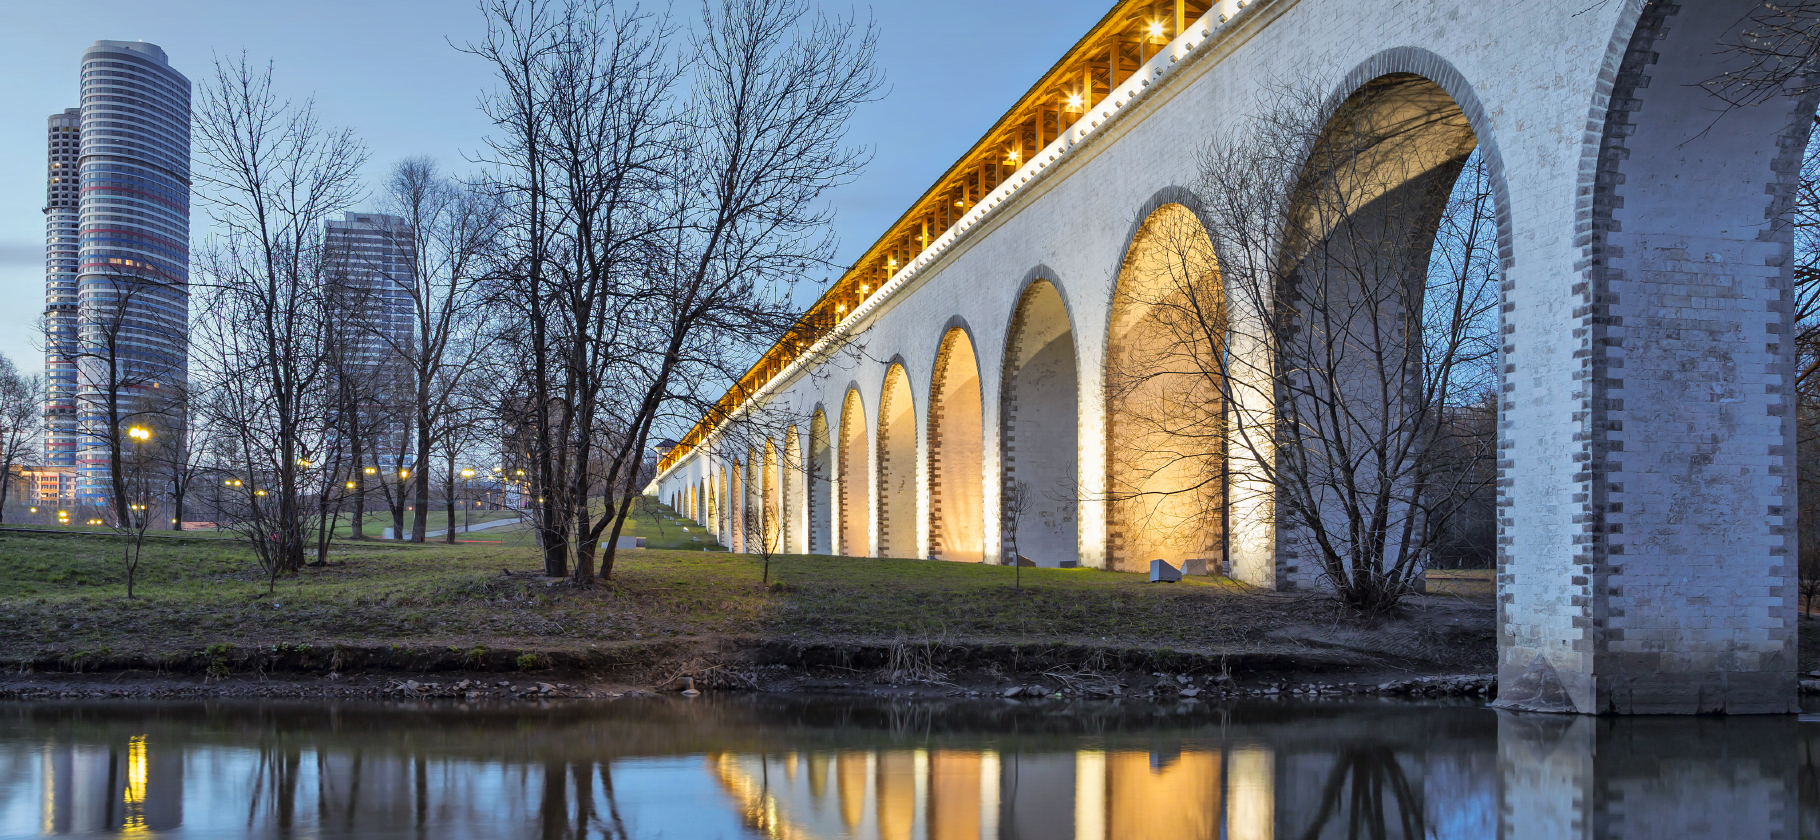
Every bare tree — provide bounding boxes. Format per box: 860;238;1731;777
1004;480;1032;590
0;354;43;524
1109;76;1498;611
1704;2;1820;112
744;475;782;585
57;265;183;528
433;373;495;543
112;422;160;597
153;396;210;530
469;0;876;585
586;0;882;583
191;54;367;579
358;158;501;544
468;0;680;579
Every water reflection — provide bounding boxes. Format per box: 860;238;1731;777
0;697;1805;838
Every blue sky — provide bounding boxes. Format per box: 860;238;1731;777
0;0;1113;375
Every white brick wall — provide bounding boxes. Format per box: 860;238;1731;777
657;0;1814;714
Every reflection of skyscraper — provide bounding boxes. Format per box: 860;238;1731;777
38;738;182;833
70;40;191;501
42;108;81;468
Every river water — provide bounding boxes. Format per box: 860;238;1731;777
0;695;1808;838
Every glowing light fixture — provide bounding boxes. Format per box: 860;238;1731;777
1066;92;1083;111
364;467;377;476
1148;20;1165;39
126;426;150;442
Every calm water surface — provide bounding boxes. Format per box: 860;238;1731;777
0;695;1810;839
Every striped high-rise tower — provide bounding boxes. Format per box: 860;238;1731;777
42;108;81;468
71;41;191;501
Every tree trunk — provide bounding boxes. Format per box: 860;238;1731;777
350;435;365;539
445;464;457;544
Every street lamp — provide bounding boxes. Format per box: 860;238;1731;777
126;426;151;528
460;468;476;531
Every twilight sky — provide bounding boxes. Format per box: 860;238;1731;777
0;0;1113;377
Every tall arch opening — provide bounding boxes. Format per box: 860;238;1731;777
782;428;803;554
711;466;724;539
762;440;781;552
1002;280;1079;567
746;453;763;554
728;459;745;553
929;328;984;563
1105;203;1226;574
837;389;871;557
809;410;833;554
876;364;918;558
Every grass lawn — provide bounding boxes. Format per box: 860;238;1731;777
0;499;1482;671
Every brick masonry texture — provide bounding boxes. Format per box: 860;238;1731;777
659;0;1818;715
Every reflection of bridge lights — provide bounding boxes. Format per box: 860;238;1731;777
122;734;148;834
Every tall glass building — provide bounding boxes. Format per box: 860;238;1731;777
42;108;81;468
71;40;191;501
323;212;417;469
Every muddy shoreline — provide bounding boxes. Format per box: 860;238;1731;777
0;635;1504;704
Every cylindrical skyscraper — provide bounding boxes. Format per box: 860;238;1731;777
74;40;190;502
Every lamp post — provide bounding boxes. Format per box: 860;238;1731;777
460;468;476;531
126;426;151;529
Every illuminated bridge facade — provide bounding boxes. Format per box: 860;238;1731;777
653;0;1818;714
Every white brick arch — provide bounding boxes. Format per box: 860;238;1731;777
836;387;870;558
807;407;834;554
1001;274;1082;568
652;0;1817;714
928;323;987;564
875;361;919;558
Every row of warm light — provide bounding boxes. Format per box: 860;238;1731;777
660;0;1240;478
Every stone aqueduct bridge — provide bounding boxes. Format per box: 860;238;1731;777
653;0;1818;714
